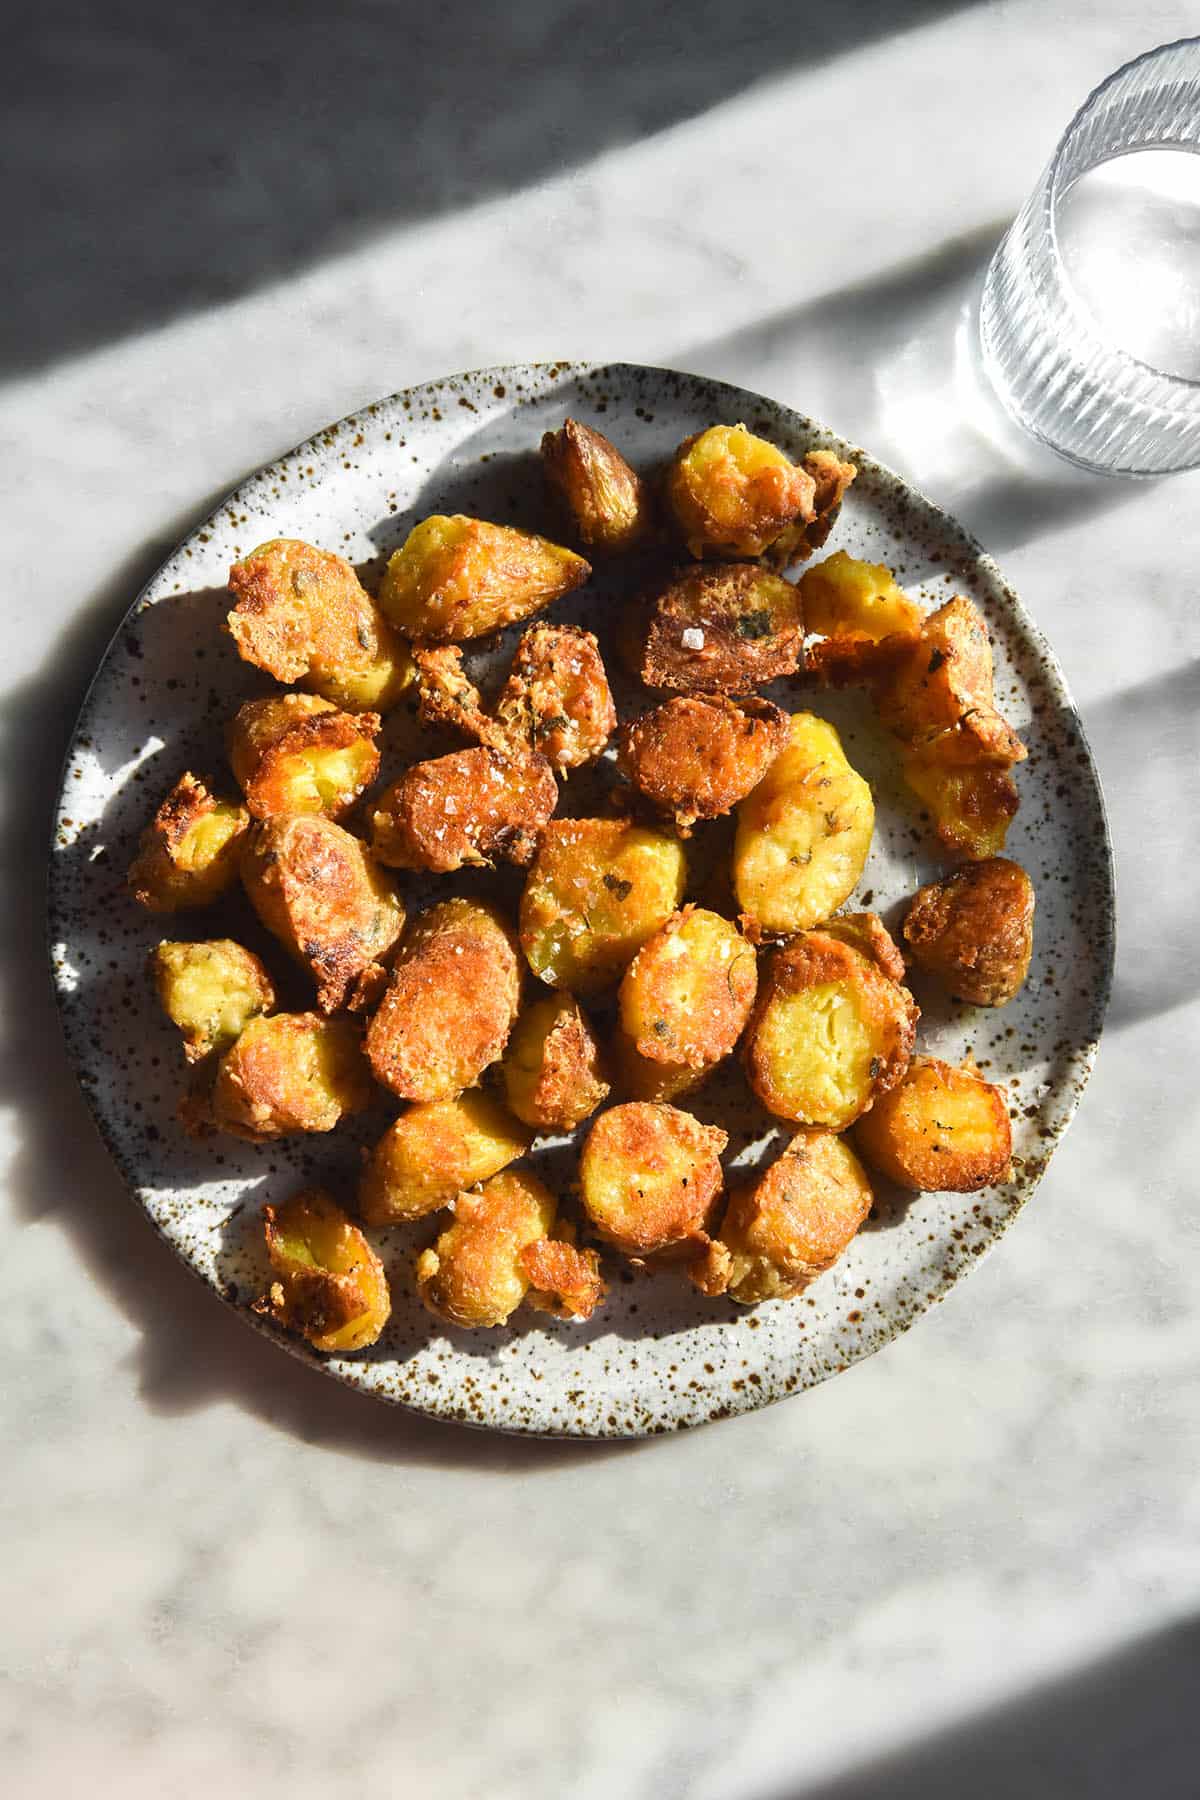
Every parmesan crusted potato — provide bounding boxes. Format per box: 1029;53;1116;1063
903;859;1034;1005
639;563;804;694
744;930;918;1130
541;418;655;552
369;746;557;873
786;449;858;562
853;1057;1012;1191
226;539;413;713
876;596;1006;743
579;1102;727;1261
519;817;686;996
152;939;275;1063
358;1091;532;1225
256;1188;390;1352
616;694;789;834
379;515;590;641
211;1012;371;1140
901;751;1020;860
493;624;616;772
801;549;925;682
227;694;381;822
691;1130;873;1303
666;424;816;560
365;898;521;1103
501;993;610;1132
819;911;907;983
619;907;756;1070
127;772;249;913
733;712;874;937
240;815;405;1013
411;645;504;747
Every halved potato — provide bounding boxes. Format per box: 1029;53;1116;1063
616;694;790;834
493;623;616;773
618;907;756;1070
903;858;1034;1005
639;563;805;694
666;424;816;560
501;993;610;1132
369;746;557;873
378;515;590;640
152;939;275;1063
801;550;924;683
541;418;654;552
211;1012;371;1140
853;1057;1012;1191
901;751;1020;860
256;1188;390;1352
227;693;381;821
358;1091;532;1225
578;1102;727;1261
127;772;249;913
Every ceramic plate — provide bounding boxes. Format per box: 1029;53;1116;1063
48;362;1114;1437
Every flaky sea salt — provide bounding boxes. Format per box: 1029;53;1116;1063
681;627;705;650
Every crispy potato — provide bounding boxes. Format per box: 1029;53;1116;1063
639;562;805;694
903;859;1035;1005
152;939;275;1063
619;907;756;1070
211;1012;371;1140
359;1091;532;1225
241;815;405;1013
801;550;925;683
227;694;381;822
127;772;249;913
666;424;816;560
412;645;505;747
784;449;858;562
744;930;918;1130
853;1057;1012;1191
519;818;687;996
521;1232;608;1321
733;712;874;937
369;746;557;873
541;417;654;552
901;751;1020;860
876;595;1006;743
256;1188;390;1352
365;898;521;1102
617;694;789;834
493;624;616;772
226;539;413;713
609;1028;710;1105
819;911;907;983
579;1102;727;1261
691;1130;874;1302
416;1168;605;1328
501;993;610;1132
379;515;590;641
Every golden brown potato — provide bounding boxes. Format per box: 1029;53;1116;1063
127;772;249;913
801;550;925;684
616;693;789;834
618;907;756;1070
901;751;1020;860
210;1012;371;1140
903;859;1035;1004
639;562;805;694
493;624;616;773
609;1028;710;1105
227;694;381;822
876;595;1012;745
519;818;687;996
411;645;505;748
358;1091;532;1225
369;746;557;873
819;911;907;983
501;993;610;1132
579;1102;727;1261
256;1188;391;1352
541;417;654;552
733;712;875;938
853;1057;1013;1191
785;449;858;562
152;939;275;1063
691;1130;873;1303
365;898;522;1103
226;539;413;713
416;1168;605;1328
379;515;590;641
744;930;918;1130
666;424;816;560
240;815;405;1013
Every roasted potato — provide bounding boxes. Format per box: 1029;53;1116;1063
785;449;858;562
227;693;381;822
378;515;590;641
412;645;505;748
365;898;521;1103
579;1102;727;1262
416;1168;605;1328
639;562;804;694
618;907;756;1070
819;911;907;983
733;712;874;938
617;693;789;834
609;1028;710;1105
127;772;249;913
801;550;925;682
152;938;275;1063
744;929;917;1130
901;751;1020;860
240;814;405;1013
226;538;413;713
666;424;816;560
369;746;557;873
493;624;616;772
541;417;654;552
853;1057;1012;1191
256;1188;390;1352
501;993;610;1132
876;595;1007;744
358;1091;532;1225
211;1012;371;1140
519;817;687;996
903;859;1034;1005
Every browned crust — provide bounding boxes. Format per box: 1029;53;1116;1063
578;1102;728;1260
760;450;859;568
412;645;506;747
494;623;616;772
255;1188;390;1351
503;995;610;1132
520;1237;607;1319
211;1013;371;1140
904;859;1035;1005
639;563;805;694
852;1056;1013;1191
227;694;382;820
616;694;789;833
370;747;557;873
127;771;249;913
666;427;816;560
819;912;907;984
877;596;1006;743
619;907;757;1069
380;517;591;641
902;753;1021;860
541;418;655;553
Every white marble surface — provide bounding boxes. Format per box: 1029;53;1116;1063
5;3;1200;1794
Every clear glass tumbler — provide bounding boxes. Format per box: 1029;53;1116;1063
979;38;1200;475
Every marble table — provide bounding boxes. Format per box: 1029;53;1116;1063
5;3;1198;1793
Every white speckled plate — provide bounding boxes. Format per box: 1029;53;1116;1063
48;362;1114;1437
